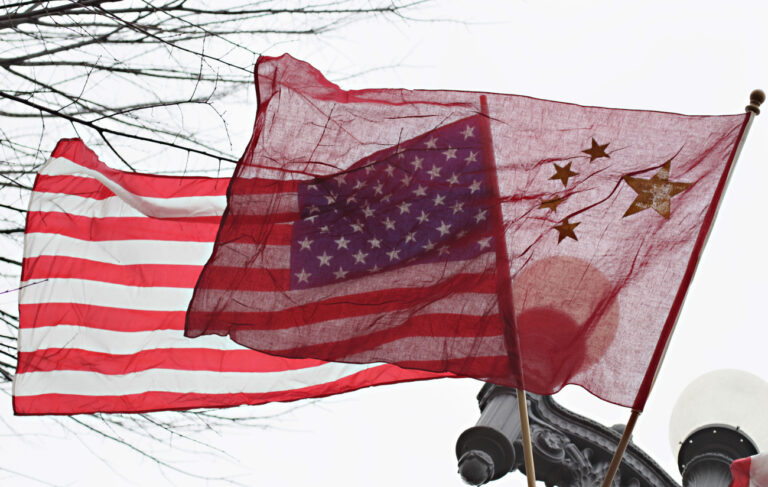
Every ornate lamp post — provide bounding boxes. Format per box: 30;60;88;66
455;370;768;486
669;370;768;487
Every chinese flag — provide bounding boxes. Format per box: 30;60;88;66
186;54;749;410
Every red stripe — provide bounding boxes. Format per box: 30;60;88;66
230;177;299;195
35;172;230;199
35;175;117;199
22;257;204;288
188;272;495;329
220;212;301;226
212;222;293;245
26;212;222;242
234;313;504;357
46;139;231;198
20;303;186;331
13;365;449;415
17;348;329;374
729;456;751;487
194;267;291;291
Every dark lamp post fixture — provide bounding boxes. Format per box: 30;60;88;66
456;370;766;486
670;370;768;487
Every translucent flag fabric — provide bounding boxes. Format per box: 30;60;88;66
186;54;749;409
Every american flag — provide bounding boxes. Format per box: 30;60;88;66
14;139;446;415
186;115;510;379
291;116;493;289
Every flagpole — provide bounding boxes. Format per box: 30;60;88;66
478;95;536;487
599;410;641;487
645;89;765;397
599;89;764;487
517;389;537;487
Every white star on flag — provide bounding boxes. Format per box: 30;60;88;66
427;165;442;179
317;252;332;267
335;235;350;249
295;269;311;283
298;237;312;251
353;250;368;264
443;147;457;160
333;267;349;279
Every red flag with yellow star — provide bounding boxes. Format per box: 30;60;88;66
186;54;749;410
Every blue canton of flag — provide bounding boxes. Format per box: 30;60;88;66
290;116;494;289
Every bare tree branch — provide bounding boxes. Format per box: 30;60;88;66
0;91;240;162
0;0;431;483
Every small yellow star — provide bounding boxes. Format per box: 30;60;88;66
554;218;580;243
549;162;578;188
623;160;692;219
582;138;610;162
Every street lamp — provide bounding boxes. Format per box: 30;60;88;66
455;370;767;486
669;369;768;487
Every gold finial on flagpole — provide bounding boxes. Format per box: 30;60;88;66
746;89;765;114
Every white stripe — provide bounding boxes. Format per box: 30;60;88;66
19;278;194;311
197;287;494;314
23;233;214;265
228;293;497;349
19;326;247;354
29;191;225;219
37;157;226;217
13;361;382;397
750;453;768;486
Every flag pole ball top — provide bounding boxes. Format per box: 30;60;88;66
746;89;765;114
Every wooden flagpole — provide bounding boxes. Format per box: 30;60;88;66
478;95;536;487
599;410;640;487
517;389;537;487
599;90;764;487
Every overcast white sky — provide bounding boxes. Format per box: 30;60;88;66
2;1;768;486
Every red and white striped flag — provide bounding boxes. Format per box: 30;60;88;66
186;113;514;381
13;139;445;415
731;453;768;487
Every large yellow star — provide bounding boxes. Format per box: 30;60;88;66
622;161;692;219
